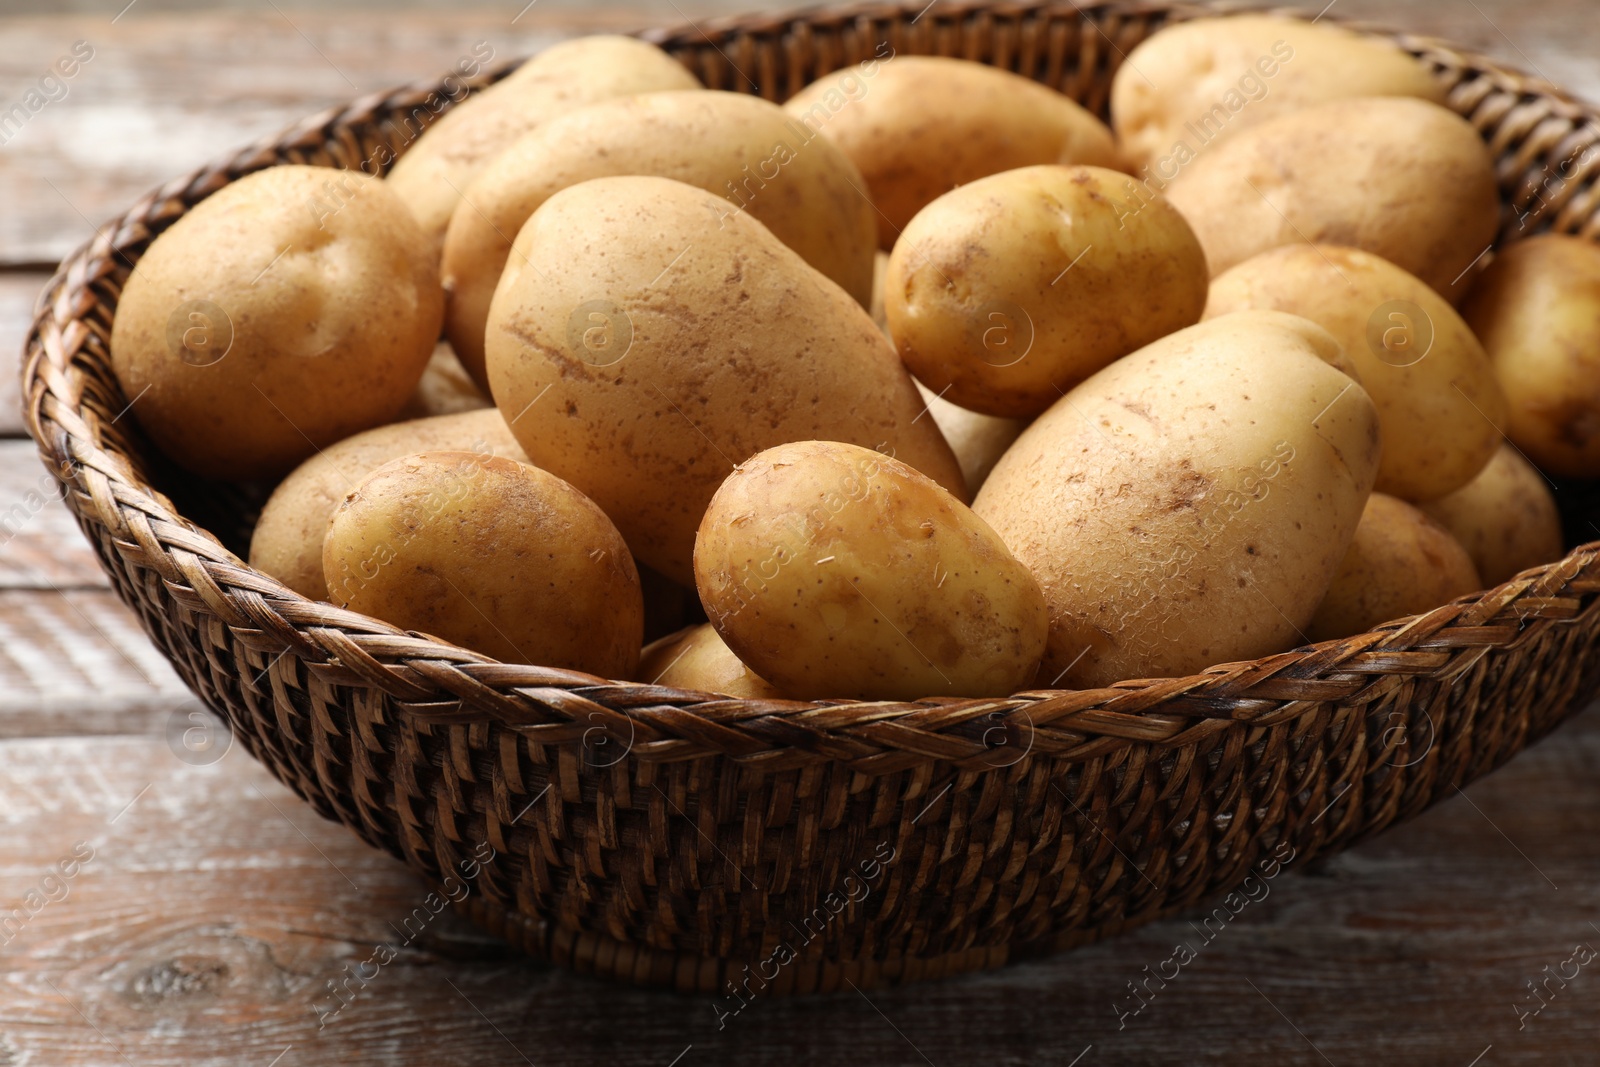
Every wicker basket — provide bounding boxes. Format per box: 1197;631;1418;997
22;0;1600;995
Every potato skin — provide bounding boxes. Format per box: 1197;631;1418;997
1463;235;1600;478
974;310;1381;687
1307;493;1480;642
1206;244;1507;501
914;382;1026;499
888;165;1208;418
695;440;1047;700
109;165;441;480
324;451;642;675
1419;444;1565;586
443;90;877;388
783;55;1122;249
252;409;524;601
485;175;964;586
398;343;493;421
387;36;701;260
1163;97;1499;303
638;623;784;699
1112;15;1447;172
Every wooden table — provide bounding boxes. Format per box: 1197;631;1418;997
2;2;1597;1063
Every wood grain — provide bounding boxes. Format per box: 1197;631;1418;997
0;716;1594;1066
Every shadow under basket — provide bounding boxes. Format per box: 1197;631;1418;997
23;0;1600;995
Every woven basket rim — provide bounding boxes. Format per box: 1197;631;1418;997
21;0;1600;769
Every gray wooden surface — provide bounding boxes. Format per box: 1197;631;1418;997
1;2;1598;1064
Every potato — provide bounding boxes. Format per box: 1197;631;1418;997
324;450;642;675
1462;235;1600;478
252;408;524;600
442;91;877;388
398;342;493;420
485;175;965;586
888;165;1208;417
914;382;1026;499
1206;244;1507;500
694;440;1047;700
638;623;783;699
1112;15;1447;172
1163;97;1499;302
386;36;701;260
1307;493;1480;641
109;165;441;480
783;54;1122;249
974;310;1381;687
1419;445;1565;586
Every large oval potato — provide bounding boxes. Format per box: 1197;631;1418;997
1164;97;1499;303
695;440;1048;700
324;450;642;675
1419;444;1565;586
386;36;701;260
485;175;964;586
638;623;784;699
442;90;876;388
109;165;441;481
1112;15;1447;172
888;165;1208;417
1462;235;1600;478
783;54;1122;249
252;408;525;601
1307;493;1480;641
974;310;1381;687
1206;244;1507;500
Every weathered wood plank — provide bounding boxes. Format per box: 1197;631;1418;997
0;714;1595;1066
0;273;42;438
0;1;1593;267
0;440;108;589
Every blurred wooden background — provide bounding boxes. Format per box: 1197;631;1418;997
1;1;1598;1064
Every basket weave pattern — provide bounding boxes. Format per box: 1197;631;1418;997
22;0;1600;993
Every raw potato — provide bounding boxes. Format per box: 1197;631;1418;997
252;409;524;600
485;175;965;586
638;624;783;699
1463;235;1600;478
1112;15;1447;172
398;342;493;420
386;36;701;260
783;54;1122;249
1307;493;1481;642
1419;445;1565;586
915;381;1027;499
694;440;1048;701
1206;244;1507;501
443;90;877;388
109;165;441;480
1163;97;1499;302
974;310;1381;687
888;165;1208;417
324;450;642;675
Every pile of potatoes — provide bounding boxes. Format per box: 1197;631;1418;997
107;20;1596;700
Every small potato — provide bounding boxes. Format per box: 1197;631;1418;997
914;382;1026;499
324;451;642;675
784;54;1122;249
386;36;701;260
1307;493;1481;641
442;90;876;387
1206;245;1507;500
398;343;493;420
1419;445;1565;586
694;440;1048;701
252;409;524;600
1112;15;1447;172
485;175;964;587
109;165;442;480
638;624;783;699
1163;97;1499;303
1462;235;1600;478
888;165;1208;417
974;311;1381;687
